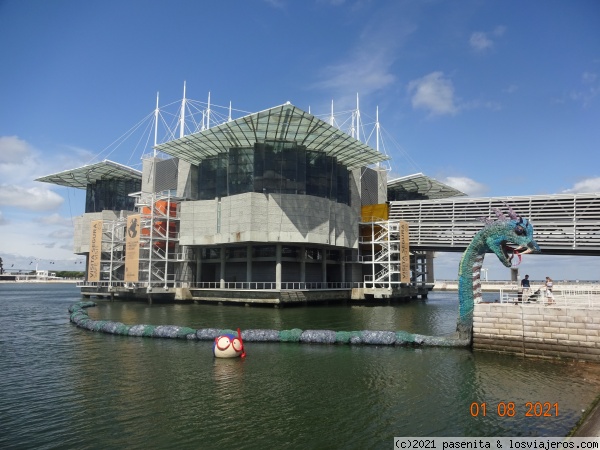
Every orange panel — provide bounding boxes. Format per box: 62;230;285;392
361;204;388;222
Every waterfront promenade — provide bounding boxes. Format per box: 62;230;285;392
434;280;600;292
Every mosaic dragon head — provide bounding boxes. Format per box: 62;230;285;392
479;206;541;266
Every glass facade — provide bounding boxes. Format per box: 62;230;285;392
197;141;350;205
85;179;141;213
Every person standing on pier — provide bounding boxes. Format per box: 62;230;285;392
545;276;555;305
520;274;531;301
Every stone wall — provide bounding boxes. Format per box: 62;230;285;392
473;303;600;362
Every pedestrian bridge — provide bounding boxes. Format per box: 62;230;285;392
388;193;600;256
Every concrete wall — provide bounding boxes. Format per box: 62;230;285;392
176;160;198;199
178;192;358;248
73;210;122;254
473;303;600;362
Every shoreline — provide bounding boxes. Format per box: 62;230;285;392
0;280;81;284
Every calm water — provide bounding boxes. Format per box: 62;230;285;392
2;283;600;449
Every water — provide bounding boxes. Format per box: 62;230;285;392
2;284;600;449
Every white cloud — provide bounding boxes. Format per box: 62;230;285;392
49;229;73;239
569;71;600;107
562;177;600;194
407;72;458;116
312;7;416;108
0;210;7;225
41;213;73;227
469;26;505;53
0;136;33;164
582;71;597;84
441;176;488;197
469;32;492;52
0;184;64;211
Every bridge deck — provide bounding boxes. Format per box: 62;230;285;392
389;193;600;255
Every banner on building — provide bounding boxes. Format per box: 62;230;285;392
88;220;103;282
125;214;140;283
124;214;141;282
399;221;410;284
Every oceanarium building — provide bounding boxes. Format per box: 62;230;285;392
37;102;463;303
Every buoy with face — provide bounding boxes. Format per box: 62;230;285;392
213;328;246;358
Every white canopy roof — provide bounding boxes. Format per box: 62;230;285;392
388;173;466;200
155;103;389;169
35;160;142;189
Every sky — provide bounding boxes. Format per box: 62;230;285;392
0;0;599;280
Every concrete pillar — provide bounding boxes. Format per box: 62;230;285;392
275;243;282;290
300;245;306;284
220;246;225;289
426;251;435;283
196;247;202;285
246;244;252;285
341;259;346;284
322;247;327;286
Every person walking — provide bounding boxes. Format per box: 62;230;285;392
545;276;554;305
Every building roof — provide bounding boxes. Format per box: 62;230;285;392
35;160;142;189
155;103;389;169
387;173;466;200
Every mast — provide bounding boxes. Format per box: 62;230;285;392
179;81;186;139
329;100;334;126
228;101;232;122
376;106;380;168
153;92;159;157
355;93;360;142
206;92;211;129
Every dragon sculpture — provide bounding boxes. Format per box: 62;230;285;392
456;206;540;340
67;205;540;348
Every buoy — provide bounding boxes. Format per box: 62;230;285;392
213;328;246;358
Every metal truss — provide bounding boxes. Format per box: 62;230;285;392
389;193;600;255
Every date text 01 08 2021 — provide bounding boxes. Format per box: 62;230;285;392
469;402;559;417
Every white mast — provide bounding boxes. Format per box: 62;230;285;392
206;92;211;130
356;93;361;142
329;100;335;126
179;81;186;139
376;106;380;168
153;92;159;157
228;101;232;122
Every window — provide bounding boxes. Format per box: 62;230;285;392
196;142;350;204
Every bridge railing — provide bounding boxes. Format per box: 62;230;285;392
499;286;600;309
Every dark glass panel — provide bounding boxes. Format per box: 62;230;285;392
85;178;140;213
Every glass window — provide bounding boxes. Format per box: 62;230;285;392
201;247;221;259
253;245;276;258
85;178;140;213
196;142;349;205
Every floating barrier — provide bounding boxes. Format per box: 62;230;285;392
68;302;470;347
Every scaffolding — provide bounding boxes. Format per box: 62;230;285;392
98;214;128;284
359;219;402;289
134;191;193;289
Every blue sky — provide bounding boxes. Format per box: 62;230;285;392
0;0;599;280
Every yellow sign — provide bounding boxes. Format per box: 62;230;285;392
124;214;140;282
399;221;410;283
88;220;103;282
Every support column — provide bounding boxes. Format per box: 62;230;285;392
196;248;202;285
246;244;252;286
275;243;282;290
220;246;225;289
300;245;306;284
341;258;346;284
322;247;327;287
